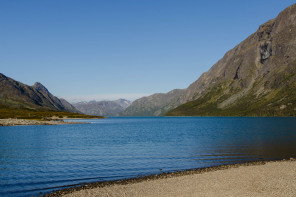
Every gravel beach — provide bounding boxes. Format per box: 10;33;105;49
0;119;85;126
57;160;296;197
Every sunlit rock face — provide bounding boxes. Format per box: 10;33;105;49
124;4;296;117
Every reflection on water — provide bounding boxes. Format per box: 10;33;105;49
0;117;296;196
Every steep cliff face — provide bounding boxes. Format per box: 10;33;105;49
167;4;296;116
0;73;79;113
124;4;296;117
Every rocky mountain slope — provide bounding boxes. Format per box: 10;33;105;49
124;4;296;116
121;89;185;116
0;73;79;113
73;99;131;116
114;99;132;109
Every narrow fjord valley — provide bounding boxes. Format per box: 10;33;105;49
122;4;296;117
1;2;296;197
3;4;296;120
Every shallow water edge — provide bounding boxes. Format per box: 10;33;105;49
42;158;296;197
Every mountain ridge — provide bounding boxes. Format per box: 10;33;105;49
167;3;296;116
0;73;79;113
121;89;185;116
73;99;131;116
123;3;296;117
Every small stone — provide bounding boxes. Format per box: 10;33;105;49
280;105;286;110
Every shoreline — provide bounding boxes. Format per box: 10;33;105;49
42;158;296;197
0;118;88;126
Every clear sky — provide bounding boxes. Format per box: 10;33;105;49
0;0;294;102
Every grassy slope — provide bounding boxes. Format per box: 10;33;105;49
165;79;296;117
0;105;104;119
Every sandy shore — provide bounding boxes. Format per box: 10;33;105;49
0;119;86;126
45;160;296;197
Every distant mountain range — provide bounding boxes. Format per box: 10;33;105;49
122;4;296;117
0;73;78;113
73;99;131;116
2;4;295;117
0;72;130;118
120;89;185;116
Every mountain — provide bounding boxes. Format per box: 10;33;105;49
60;98;81;113
114;99;132;109
124;4;296;117
73;99;131;116
121;89;185;116
0;73;79;113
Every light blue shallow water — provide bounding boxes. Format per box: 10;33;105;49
1;117;296;196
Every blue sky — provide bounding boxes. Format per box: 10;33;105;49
0;0;293;102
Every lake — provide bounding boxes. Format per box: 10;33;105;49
1;117;296;196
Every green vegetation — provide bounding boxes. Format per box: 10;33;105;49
0;73;103;120
165;81;296;117
0;105;104;120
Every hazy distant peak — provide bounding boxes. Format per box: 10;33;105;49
114;99;132;109
72;98;132;116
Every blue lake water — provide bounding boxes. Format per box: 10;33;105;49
1;117;296;196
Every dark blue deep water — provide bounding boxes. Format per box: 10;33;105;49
1;117;296;196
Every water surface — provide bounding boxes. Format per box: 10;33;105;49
1;117;296;196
